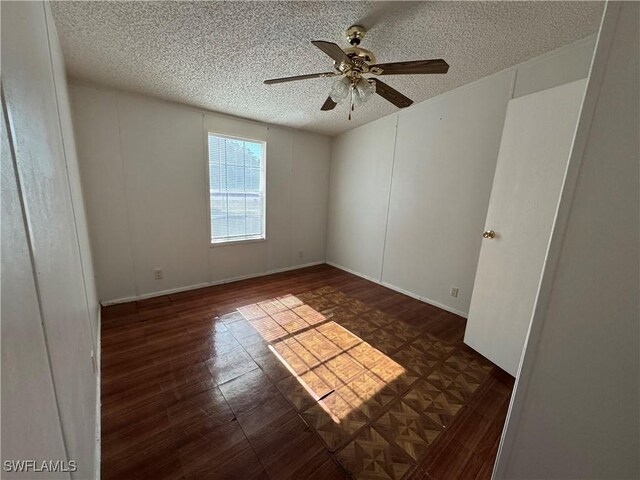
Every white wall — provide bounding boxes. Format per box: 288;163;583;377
496;2;640;478
326;35;597;317
382;73;513;315
1;1;98;478
71;85;331;303
326;115;397;281
118;92;210;297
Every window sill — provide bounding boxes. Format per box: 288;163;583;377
210;237;267;248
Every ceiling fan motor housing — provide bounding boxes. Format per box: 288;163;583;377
343;26;376;71
344;47;376;65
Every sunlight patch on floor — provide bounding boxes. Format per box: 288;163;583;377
239;294;405;425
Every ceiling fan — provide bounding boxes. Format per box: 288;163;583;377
264;25;449;118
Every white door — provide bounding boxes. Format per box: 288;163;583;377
464;79;587;376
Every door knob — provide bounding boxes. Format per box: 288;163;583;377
483;230;496;239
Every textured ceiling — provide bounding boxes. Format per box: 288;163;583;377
51;1;603;136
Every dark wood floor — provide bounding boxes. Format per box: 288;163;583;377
100;264;513;479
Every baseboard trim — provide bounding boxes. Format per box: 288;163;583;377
94;307;101;480
100;261;326;306
325;262;381;284
325;261;469;318
101;260;469;318
379;280;469;319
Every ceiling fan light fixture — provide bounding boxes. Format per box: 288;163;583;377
329;76;351;103
352;78;375;106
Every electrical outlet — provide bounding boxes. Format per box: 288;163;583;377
298;250;303;258
450;286;459;298
154;268;163;280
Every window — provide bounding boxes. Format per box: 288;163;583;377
208;133;266;244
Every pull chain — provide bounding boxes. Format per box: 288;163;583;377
348;85;354;121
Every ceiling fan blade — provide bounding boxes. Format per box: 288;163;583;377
321;97;337;111
373;79;413;108
371;59;449;75
264;72;337;85
311;41;353;66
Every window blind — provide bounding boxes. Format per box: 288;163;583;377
208;134;265;243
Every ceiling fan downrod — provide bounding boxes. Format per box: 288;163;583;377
346;25;366;46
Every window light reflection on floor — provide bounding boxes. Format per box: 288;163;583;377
238;295;406;425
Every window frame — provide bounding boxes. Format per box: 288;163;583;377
206;132;267;246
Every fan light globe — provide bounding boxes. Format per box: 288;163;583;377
353;78;375;106
330;77;351;103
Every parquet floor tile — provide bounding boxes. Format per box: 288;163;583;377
423;390;466;428
301;391;369;451
281;336;323;369
297;290;321;302
338;371;397;420
425;364;462;391
322;291;350;306
342;318;380;338
327;305;359;323
374;400;444;461
412;336;455;359
323;352;366;383
312;362;347;391
443;349;475;372
382;321;420;343
306;295;338;312
296;328;342;362
347;342;387;369
293;304;327;325
344;298;373;315
272;309;309;334
337;425;415;480
392;345;440;377
360;309;399;329
363;328;406;355
248;315;288;342
277;293;304;309
299;368;335;400
316;321;362;350
257;298;288;315
315;286;339;295
369;357;419;396
271;341;312;376
449;370;483;398
401;380;443;412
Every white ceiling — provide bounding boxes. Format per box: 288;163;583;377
51;1;603;136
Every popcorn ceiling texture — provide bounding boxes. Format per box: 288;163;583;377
51;1;603;136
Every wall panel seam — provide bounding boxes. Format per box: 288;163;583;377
201;113;213;284
288;128;294;267
114;93;139;297
379;115;399;283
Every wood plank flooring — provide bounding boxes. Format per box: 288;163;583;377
100;264;513;479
